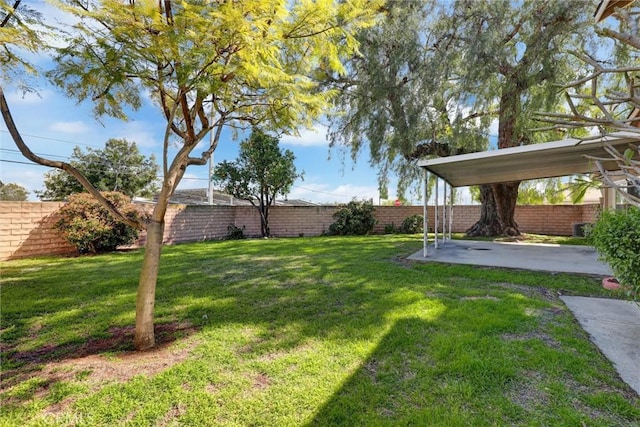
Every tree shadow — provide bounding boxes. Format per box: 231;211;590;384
1;237;423;405
1;322;200;392
306;317;444;426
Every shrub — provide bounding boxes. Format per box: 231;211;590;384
56;192;145;254
589;207;640;300
225;224;246;240
328;199;377;235
384;223;399;234
384;215;424;234
400;214;424;234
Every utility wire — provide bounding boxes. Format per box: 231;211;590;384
0;159;209;181
290;184;359;199
0;129;104;148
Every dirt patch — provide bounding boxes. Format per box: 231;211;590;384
156;403;186;426
252;373;271;390
364;359;379;383
507;370;549;411
2;322;200;413
7;322;198;367
501;331;561;349
491;282;558;301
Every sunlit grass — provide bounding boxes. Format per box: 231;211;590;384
1;235;638;425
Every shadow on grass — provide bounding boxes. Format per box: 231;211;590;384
0;238;420;396
307;317;443;425
3;236;634;424
307;311;640;426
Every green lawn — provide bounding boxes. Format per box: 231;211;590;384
1;235;638;426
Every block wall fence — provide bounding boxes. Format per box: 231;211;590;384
0;201;600;261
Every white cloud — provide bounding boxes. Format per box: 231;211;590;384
5;89;52;106
115;121;160;148
49;121;90;134
280;124;330;147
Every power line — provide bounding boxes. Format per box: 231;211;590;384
0;159;39;166
0;159;209;181
0;129;104;148
0;147;69;160
290;184;361;199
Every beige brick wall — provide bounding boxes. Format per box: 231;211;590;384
0;201;602;261
0;202;78;260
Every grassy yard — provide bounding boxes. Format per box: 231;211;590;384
1;235;638;426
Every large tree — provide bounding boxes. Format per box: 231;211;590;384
535;1;640;206
328;1;489;198
329;0;593;236
1;0;380;350
213;129;301;238
37;138;159;200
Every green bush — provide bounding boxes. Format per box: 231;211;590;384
56;192;145;254
589;207;640;299
384;215;424;234
328;199;377;236
400;214;424;234
225;224;246;240
384;223;399;234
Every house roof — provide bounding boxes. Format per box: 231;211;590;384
166;189;318;206
418;132;640;187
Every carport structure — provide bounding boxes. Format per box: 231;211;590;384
417;131;640;257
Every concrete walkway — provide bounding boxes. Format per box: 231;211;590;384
409;240;639;395
561;296;640;395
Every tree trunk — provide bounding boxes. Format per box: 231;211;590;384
134;218;164;351
466;182;520;237
262;205;270;237
467;76;523;238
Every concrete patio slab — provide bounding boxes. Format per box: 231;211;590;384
408;239;613;276
560;296;640;396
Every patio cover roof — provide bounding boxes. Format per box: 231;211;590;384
418;132;640;187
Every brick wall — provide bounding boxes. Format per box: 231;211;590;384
0;201;601;261
0;202;77;260
134;204;237;247
514;205;597;236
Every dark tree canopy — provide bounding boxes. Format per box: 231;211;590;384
329;0;489;197
213;129;302;237
329;0;595;236
37;138;159;201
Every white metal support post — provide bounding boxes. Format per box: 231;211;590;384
442;181;446;245
423;170;428;257
448;184;453;240
434;176;439;249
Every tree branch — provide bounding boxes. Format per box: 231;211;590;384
1;85;144;229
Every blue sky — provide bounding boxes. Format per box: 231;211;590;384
1;79;399;204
